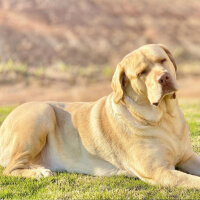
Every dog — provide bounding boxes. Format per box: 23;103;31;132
0;44;200;189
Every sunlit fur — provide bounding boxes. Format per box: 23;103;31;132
0;44;200;189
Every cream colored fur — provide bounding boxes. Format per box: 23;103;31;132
0;44;200;189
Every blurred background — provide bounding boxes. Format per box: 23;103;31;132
0;0;200;105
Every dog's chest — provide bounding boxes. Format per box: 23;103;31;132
159;115;191;165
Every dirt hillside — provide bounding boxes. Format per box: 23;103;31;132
0;0;200;67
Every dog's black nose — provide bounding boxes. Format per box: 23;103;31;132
158;72;170;85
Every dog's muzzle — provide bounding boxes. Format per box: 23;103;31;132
153;72;177;106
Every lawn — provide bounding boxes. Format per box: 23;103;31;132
0;101;200;199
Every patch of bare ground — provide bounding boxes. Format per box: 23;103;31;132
0;76;199;105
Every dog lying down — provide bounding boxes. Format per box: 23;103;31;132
0;44;200;189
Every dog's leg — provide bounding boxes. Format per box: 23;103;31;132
177;153;200;176
3;147;54;179
134;165;200;189
151;166;200;189
3;104;56;179
3;129;54;179
3;149;54;179
126;151;200;189
126;164;200;189
4;164;53;179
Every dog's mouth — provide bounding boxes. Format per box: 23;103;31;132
149;74;178;106
152;91;177;106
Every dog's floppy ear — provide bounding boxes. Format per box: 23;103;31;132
111;64;126;104
159;44;177;71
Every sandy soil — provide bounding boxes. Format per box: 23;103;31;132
0;76;199;105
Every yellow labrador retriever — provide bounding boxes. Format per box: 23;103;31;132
0;44;200;189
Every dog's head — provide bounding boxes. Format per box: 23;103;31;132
112;44;178;106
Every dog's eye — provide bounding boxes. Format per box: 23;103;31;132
138;69;147;77
160;58;167;64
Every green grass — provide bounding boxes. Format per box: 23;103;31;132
0;101;200;199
